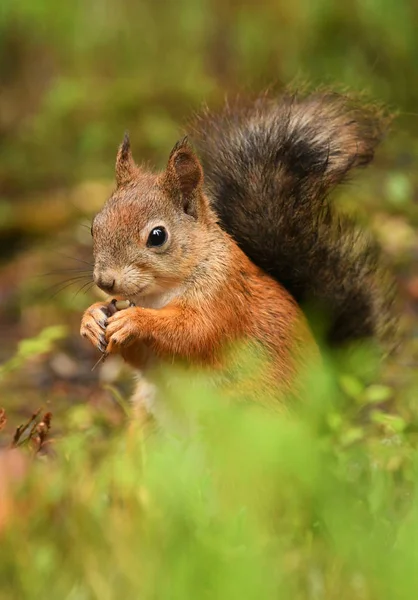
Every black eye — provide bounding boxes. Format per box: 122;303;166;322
147;226;167;248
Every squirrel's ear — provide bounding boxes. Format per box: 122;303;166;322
165;137;204;217
115;132;137;186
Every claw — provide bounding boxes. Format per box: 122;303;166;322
97;340;107;353
98;319;108;330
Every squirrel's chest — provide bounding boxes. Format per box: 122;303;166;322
129;347;184;427
130;346;228;427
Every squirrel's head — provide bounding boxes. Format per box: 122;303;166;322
91;134;215;304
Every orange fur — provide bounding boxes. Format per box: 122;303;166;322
81;136;317;414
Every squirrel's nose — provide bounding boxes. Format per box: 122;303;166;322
94;272;116;294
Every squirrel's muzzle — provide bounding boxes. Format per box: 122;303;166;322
94;271;116;294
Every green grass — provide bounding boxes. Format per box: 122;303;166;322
1;336;418;600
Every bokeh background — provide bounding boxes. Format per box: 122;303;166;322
1;0;418;427
2;3;418;599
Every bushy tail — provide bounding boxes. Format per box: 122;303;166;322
189;91;398;348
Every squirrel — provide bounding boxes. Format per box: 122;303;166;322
80;90;398;418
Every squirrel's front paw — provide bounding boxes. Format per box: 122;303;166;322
80;302;113;353
106;307;141;354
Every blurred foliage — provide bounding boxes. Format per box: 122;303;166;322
1;352;418;599
0;325;67;378
1;1;418;598
1;0;418;196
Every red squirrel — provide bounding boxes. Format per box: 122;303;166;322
80;91;397;417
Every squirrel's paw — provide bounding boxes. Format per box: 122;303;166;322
80;302;113;353
105;307;140;354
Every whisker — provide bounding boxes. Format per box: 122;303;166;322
45;275;91;288
83;282;96;295
73;280;96;299
38;276;92;300
35;269;93;278
48;279;92;301
55;252;94;267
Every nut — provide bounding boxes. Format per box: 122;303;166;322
114;300;132;310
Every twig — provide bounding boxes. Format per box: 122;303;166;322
91;352;108;372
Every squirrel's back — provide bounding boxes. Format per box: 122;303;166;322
190;91;398;349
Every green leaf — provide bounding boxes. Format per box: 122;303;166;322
364;384;393;404
339;374;364;400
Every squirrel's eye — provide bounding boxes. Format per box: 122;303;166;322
147;226;167;248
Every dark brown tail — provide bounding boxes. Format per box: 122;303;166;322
190;91;398;348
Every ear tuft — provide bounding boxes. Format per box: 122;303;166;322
169;136;190;159
115;131;137;186
121;131;131;157
168;138;203;199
